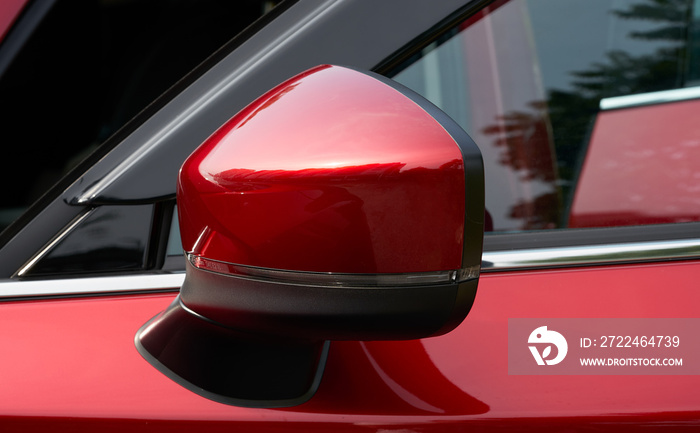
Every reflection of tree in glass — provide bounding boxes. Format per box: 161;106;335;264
481;99;560;230
507;191;560;231
549;0;693;224
481;100;556;183
574;0;691;98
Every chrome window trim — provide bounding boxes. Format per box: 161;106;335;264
14;209;96;278
0;273;184;299
482;238;700;272
1;238;699;298
599;86;700;111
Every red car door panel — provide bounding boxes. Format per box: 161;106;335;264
0;261;698;431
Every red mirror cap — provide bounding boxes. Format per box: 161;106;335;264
177;65;482;275
176;65;484;340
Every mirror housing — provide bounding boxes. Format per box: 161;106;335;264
136;65;484;406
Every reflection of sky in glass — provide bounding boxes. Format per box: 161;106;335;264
527;0;681;92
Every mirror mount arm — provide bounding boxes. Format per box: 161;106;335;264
136;296;330;408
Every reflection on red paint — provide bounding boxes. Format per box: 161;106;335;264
178;65;467;273
570;100;700;228
0;0;26;43
299;340;489;416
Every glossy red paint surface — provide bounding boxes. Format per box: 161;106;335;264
1;261;699;430
0;0;25;43
570;100;700;227
178;65;466;274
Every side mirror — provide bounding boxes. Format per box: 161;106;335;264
136;65;484;407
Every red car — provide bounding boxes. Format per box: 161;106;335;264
0;0;699;431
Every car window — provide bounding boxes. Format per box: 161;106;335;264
0;0;280;235
166;207;183;258
26;205;153;276
387;0;700;232
5;0;283;277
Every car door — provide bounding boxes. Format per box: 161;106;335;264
0;0;698;431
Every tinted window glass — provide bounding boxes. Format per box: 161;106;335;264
26;205;153;276
389;0;700;232
0;0;279;234
167;206;183;258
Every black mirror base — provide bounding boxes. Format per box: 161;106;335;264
135;296;329;408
